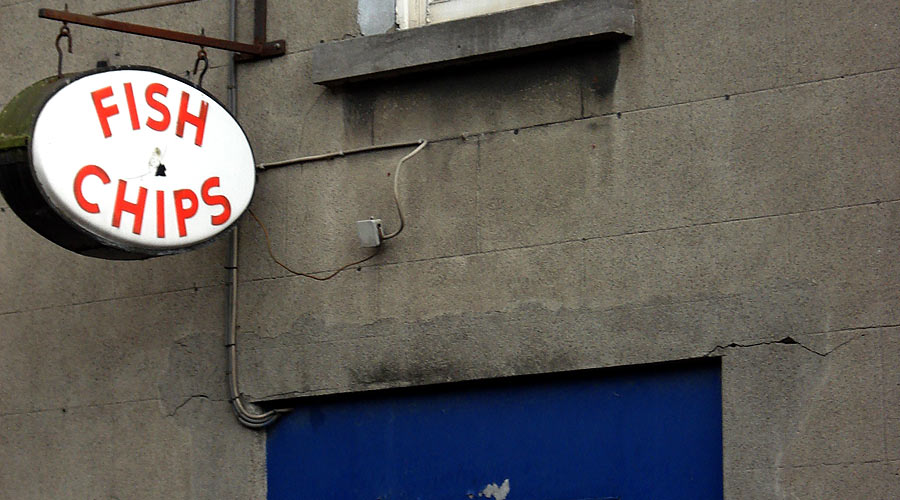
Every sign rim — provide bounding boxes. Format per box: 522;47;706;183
26;65;256;258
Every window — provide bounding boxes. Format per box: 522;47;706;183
397;0;563;29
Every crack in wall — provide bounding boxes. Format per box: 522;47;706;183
706;333;867;358
0;396;227;418
0;397;161;418
0;282;221;318
238;288;898;401
167;394;212;417
708;322;900;359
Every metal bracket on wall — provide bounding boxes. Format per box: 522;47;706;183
38;0;285;62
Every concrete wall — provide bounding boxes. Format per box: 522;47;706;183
1;0;898;498
0;1;264;498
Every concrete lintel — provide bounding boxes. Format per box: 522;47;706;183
311;0;634;86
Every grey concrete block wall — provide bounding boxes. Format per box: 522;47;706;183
722;328;899;498
607;0;900;115
2;0;899;498
0;1;265;499
0;399;265;499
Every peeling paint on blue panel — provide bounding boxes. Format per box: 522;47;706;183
267;360;723;500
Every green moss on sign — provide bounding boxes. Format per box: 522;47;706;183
0;75;64;152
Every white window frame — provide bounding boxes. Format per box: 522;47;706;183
397;0;562;29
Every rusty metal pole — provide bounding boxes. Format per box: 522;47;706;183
38;8;285;59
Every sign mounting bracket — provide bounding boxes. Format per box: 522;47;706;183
38;0;285;61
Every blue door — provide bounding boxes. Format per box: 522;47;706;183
268;360;723;499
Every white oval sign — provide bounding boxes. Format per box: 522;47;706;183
30;67;254;254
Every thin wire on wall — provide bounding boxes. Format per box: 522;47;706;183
246;139;428;280
248;209;381;281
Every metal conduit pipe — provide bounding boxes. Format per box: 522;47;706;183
225;0;287;428
227;229;284;428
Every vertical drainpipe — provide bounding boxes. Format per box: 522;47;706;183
225;0;283;428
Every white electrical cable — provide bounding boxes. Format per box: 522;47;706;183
257;140;425;170
381;139;428;240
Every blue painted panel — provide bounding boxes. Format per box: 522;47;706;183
268;360;722;500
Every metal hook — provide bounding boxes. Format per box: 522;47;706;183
53;4;72;77
55;24;72;77
193;47;208;88
192;28;208;88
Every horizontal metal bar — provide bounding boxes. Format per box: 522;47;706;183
38;8;284;57
93;0;202;17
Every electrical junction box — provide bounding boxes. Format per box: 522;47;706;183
356;219;382;247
